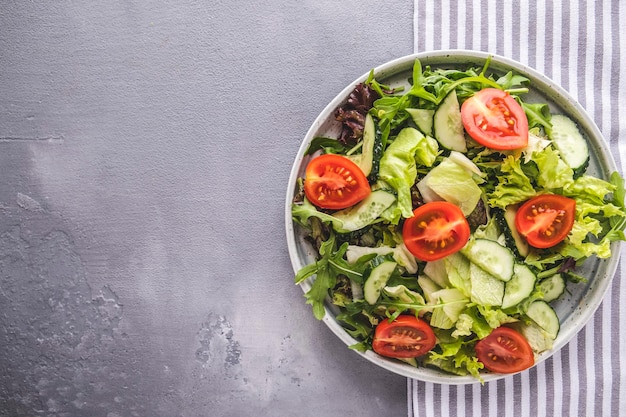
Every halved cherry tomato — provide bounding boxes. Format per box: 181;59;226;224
402;201;470;262
475;326;534;374
514;194;576;249
372;315;436;359
461;88;529;150
303;154;370;210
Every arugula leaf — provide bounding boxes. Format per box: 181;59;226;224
522;102;552;131
495;71;530;90
296;234;365;320
291;197;340;227
305;136;348;155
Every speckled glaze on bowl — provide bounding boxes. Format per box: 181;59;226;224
285;50;622;384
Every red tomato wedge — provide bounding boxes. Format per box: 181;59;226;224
402;201;470;262
514;194;576;248
461;88;529;150
475;327;534;374
303;154;370;210
372;315;436;359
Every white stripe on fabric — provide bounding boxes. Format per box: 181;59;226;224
471;1;482;52
502;1;512;58
411;1;625;416
551;1;563;85
457;383;465;416
485;1;496;54
518;0;529;64
440;0;450;52
504;376;513;417
456;1;466;51
568;336;580;417
552;350;563;417
488;380;497;417
472;382;481;416
424;382;434;417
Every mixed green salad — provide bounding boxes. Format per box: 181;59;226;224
291;57;626;379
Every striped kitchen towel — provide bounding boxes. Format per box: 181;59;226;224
409;1;626;416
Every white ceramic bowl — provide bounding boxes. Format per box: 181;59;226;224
285;50;622;384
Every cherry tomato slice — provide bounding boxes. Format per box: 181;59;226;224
303;154;371;210
514;194;576;249
372;315;436;359
402;201;470;262
461;88;529;150
475;326;534;374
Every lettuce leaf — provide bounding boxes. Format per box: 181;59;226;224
425;342;484;381
418;157;483;216
560;172;626;259
534;146;574;189
378;127;432;218
488;155;536;208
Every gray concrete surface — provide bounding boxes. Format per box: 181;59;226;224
0;1;413;416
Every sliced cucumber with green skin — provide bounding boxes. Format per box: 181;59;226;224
526;300;560;339
363;261;397;305
332;190;395;233
461;238;515;282
502;264;536;309
359;113;376;177
503;205;529;258
406;108;435;136
538;273;566;303
549;114;590;174
433;90;467;152
517;321;554;353
469;263;504;307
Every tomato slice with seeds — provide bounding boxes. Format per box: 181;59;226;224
372;315;436;359
475;326;534;374
461;88;529;150
402;201;471;262
514;194;576;249
303;154;371;210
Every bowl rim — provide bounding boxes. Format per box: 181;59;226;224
284;49;623;384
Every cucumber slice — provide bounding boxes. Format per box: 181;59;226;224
363;261;397;305
517;322;554;353
433;90;467;152
503;205;529;258
469;263;505;307
526;300;560;339
359;113;376;177
461;238;515;282
332;190;395;233
549;114;590;174
406;108;435;136
538;273;566;302
501;264;536;309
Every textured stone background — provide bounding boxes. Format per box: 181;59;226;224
0;1;413;416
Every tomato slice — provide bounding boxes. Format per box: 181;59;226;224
461;88;529;150
372;315;436;359
303;154;371;210
514;194;576;249
475;326;534;373
402;201;470;262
